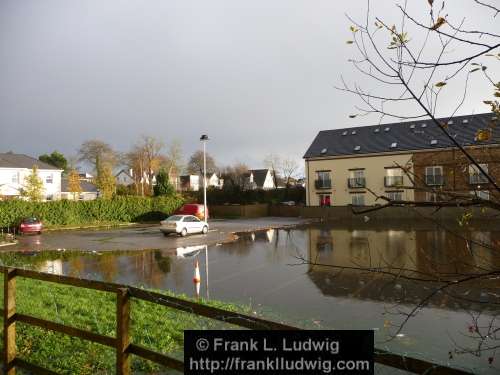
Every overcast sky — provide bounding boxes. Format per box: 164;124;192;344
0;0;497;173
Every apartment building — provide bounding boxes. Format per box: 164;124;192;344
303;113;499;206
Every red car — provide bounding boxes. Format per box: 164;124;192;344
19;217;43;235
175;204;208;220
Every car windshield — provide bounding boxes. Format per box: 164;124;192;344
165;215;183;222
23;218;39;224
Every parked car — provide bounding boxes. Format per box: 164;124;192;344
175;204;208;220
160;215;209;237
19;217;43;235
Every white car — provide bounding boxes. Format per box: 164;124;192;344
160;215;209;237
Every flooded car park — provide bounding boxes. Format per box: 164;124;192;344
1;221;499;374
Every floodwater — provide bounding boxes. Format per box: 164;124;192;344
1;222;499;374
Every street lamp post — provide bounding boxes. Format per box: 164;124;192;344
200;134;209;221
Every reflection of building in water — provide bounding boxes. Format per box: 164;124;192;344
308;227;415;271
40;260;63;275
307;226;500;310
249;229;276;243
266;229;275;243
414;229;499;274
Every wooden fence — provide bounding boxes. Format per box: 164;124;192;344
0;266;473;375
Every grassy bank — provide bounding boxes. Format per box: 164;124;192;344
0;275;247;374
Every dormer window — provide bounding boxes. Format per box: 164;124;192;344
421;123;427;128
462;119;469;124
320;148;327;155
374;128;380;133
430;139;438;145
447;120;454;125
354;146;361;151
342;131;348;136
351;130;357;135
390;142;397;148
410;124;415;129
384;127;390;132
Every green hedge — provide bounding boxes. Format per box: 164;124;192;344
188;186;306;205
0;195;184;228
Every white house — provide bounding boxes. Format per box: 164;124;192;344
0;153;63;200
206;173;223;189
180;175;200;191
115;169;135;186
246;169;276;190
61;179;99;200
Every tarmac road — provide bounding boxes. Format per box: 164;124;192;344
6;217;311;252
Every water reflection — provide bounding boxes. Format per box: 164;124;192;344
307;225;500;310
1;223;500;373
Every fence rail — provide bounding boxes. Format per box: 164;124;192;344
0;266;473;375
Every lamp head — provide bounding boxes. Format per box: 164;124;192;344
200;134;209;141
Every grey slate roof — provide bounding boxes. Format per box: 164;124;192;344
61;179;98;193
249;169;271;188
0;153;61;170
304;113;499;159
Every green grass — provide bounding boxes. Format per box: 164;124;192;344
0;276;249;374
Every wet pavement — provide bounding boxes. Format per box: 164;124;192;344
6;217;312;252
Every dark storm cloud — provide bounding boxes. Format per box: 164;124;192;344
0;0;496;172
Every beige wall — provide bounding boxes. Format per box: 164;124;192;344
305;153;414;206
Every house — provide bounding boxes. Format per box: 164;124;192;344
303;113;500;206
205;173;223;189
61;179;99;200
78;173;94;182
0;153;63;200
115;169;135;186
179;175;200;191
245;169;276;190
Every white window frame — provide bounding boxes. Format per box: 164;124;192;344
349;170;365;179
351;193;365;206
386;168;403;177
386;191;403;201
469;164;488;184
11;172;19;184
385;167;403;187
470;190;490;200
425;166;443;186
45;174;53;184
316;171;331;188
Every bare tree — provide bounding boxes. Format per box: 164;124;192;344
281;157;299;189
187;150;216;176
162;140;183;190
220;162;250;190
328;0;500;363
78;140;117;173
125;136;165;196
339;0;499;194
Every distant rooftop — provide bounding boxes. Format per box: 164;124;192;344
304;113;499;159
0;153;61;170
61;179;98;193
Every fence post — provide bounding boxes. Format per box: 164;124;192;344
3;268;16;375
116;288;130;375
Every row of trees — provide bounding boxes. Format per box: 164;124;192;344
37;138;301;200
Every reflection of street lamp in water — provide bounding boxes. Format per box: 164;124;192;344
205;245;209;299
